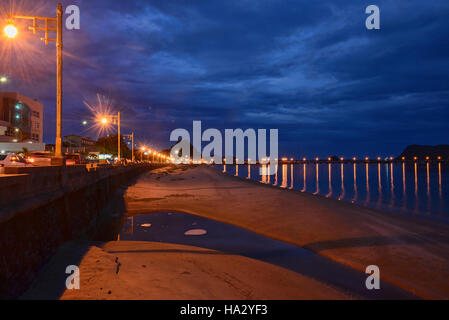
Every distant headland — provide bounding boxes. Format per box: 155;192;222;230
398;145;449;160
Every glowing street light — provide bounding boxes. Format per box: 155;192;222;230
98;112;121;161
0;76;7;83
4;24;18;38
5;4;64;160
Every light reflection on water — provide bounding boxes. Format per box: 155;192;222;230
218;163;449;220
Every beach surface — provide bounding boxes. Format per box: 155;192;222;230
24;165;449;299
22;240;351;300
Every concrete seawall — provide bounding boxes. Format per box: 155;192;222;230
0;164;163;299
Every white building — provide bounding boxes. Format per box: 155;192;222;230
0;92;45;153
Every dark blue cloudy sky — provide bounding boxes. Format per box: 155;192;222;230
1;0;449;158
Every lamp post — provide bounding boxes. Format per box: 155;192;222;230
100;112;121;161
123;132;134;162
5;3;64;160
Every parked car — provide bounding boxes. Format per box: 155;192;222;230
0;154;34;167
64;153;87;166
26;152;53;166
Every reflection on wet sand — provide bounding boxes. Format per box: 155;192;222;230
439;163;443;199
339;163;345;200
313;164;319;195
390;163;395;204
281;164;288;189
365;163;370;203
227;161;447;217
414;163;419;213
326;164;332;198
118;216;134;241
267;167;271;184
353;163;358;202
426;163;431;214
377;163;382;205
301;164;306;192
402;163;407;212
289;164;294;190
273;164;278;186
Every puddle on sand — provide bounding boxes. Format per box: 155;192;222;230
184;229;207;236
118;212;418;300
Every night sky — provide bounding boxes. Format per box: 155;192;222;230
1;0;448;158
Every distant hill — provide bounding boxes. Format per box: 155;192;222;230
398;145;449;160
162;140;200;159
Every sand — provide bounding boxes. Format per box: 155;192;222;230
123;166;449;299
22;241;350;300
23;165;449;299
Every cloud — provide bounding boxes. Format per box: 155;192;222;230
1;0;448;157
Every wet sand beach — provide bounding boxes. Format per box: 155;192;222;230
24;166;449;299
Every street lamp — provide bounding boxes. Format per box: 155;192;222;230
98;112;121;161
4;24;18;38
0;76;8;83
4;3;64;160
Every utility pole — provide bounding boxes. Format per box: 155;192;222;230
6;3;64;161
117;111;121;161
131;132;134;162
55;3;63;158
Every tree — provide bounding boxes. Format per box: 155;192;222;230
95;135;132;159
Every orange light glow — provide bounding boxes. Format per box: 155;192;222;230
4;24;18;38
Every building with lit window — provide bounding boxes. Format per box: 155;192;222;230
63;134;97;153
0;92;45;153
